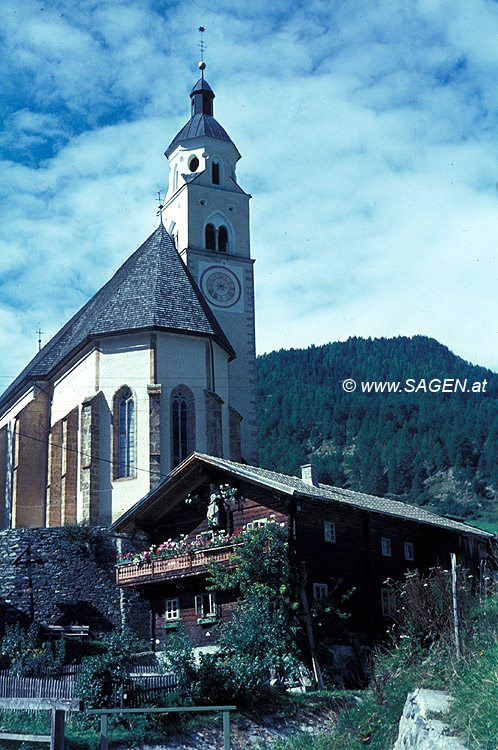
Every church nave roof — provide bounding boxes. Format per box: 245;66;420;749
0;224;234;411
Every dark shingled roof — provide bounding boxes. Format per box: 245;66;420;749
0;225;234;411
111;452;495;540
165;114;234;157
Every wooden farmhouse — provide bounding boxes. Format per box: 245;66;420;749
112;452;494;649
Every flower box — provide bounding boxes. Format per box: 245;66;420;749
197;615;219;626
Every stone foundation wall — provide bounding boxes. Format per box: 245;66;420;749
0;527;150;642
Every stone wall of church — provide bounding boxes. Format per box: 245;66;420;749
0;527;150;642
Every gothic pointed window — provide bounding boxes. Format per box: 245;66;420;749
113;387;136;479
205;223;216;250
171;386;195;468
218;225;228;253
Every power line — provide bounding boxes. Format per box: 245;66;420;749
15;429;172;482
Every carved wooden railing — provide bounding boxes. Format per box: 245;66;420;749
116;545;239;587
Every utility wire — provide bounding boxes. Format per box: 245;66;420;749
15;429;172;482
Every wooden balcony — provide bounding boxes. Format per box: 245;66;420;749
116;545;239;588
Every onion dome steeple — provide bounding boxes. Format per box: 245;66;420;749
165;62;237;158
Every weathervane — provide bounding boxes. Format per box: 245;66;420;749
198;26;206;76
156;189;165;225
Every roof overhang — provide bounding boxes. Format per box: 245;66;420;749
109;452;296;534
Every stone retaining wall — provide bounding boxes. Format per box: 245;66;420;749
0;527;150;640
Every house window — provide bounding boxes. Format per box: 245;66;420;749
313;583;328;600
404;542;414;561
170;386;195;468
323;521;336;543
212;160;220;185
381;587;396;616
113;387;135;479
381;537;391;557
165;598;180;621
189;155;199;172
195;592;217;621
245;518;267;530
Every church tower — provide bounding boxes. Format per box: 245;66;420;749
163;63;258;465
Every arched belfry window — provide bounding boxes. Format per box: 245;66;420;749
218;225;228;253
204;218;231;253
113;387;136;479
170;385;195;468
205;224;216;250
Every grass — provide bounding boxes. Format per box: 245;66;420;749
262;590;498;750
467;518;498;535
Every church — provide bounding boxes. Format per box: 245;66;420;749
0;63;258;529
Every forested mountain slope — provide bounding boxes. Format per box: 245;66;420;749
257;336;498;524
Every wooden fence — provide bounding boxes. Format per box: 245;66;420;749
0;697;82;750
0;671;177;706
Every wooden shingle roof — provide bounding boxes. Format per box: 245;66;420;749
0;225;234;411
111;452;495;540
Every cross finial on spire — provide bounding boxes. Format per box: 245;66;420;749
198;26;206;78
37;326;44;351
156;189;165;225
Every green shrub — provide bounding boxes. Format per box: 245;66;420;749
1;623;65;677
61;521;113;564
207;520;301;693
76;627;143;710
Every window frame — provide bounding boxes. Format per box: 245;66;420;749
195;592;218;621
164;597;180;621
313;583;328;600
170;385;195;469
381;537;392;557
245;518;268;530
323;520;336;543
113;386;136;480
381;587;396;617
404;542;414;561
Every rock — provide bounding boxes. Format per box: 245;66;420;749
393;689;469;750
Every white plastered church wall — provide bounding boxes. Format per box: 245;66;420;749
155;331;231;473
98;333;151;523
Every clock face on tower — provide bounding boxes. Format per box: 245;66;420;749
200;266;242;308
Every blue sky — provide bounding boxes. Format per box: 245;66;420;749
1;0;498;393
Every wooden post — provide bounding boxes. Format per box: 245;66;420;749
50;708;65;750
100;712;109;750
451;552;461;660
300;589;325;690
223;709;230;750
